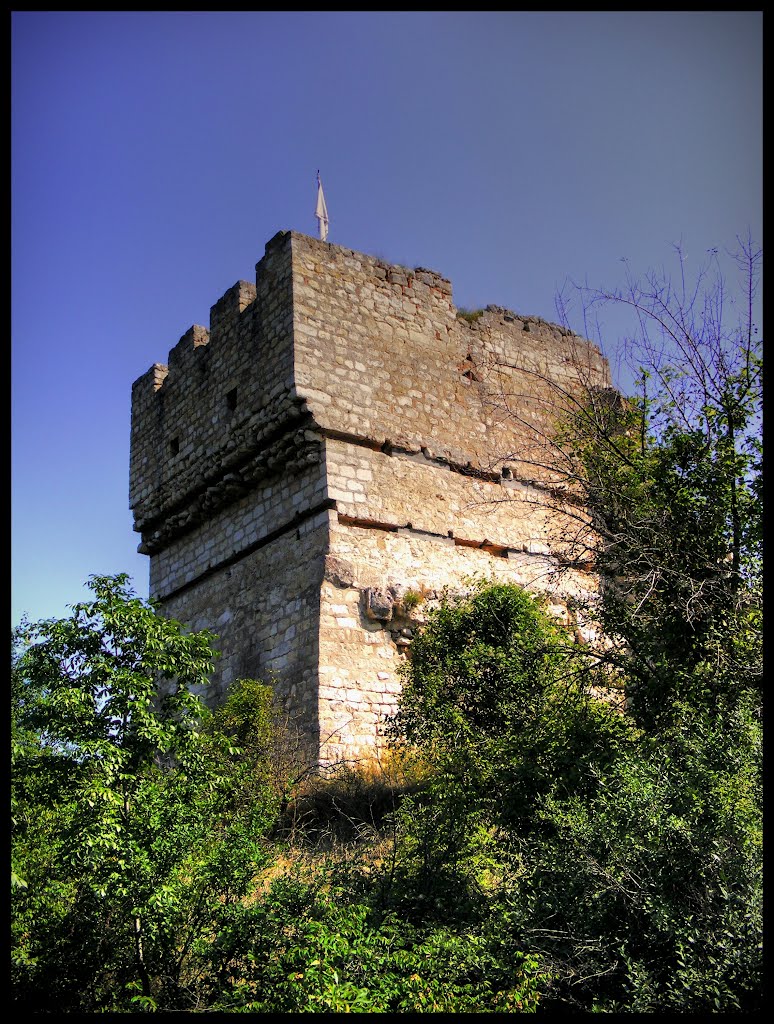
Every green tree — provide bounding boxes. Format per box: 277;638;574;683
539;239;764;1007
385;581;633;913
390;581;628;835
552;237;762;730
387;581;761;1011
11;574;279;1012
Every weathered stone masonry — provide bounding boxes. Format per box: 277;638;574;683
130;230;611;766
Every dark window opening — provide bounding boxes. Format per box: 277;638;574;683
170;437;180;456
226;387;238;411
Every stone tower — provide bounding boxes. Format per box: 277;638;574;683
130;231;610;766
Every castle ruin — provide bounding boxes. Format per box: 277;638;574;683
129;231;610;766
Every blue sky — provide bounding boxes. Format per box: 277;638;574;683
11;10;762;628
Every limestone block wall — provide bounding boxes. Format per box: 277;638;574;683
317;433;600;765
130;231;301;544
149;458;327;598
324;437;580;558
281;231;608;764
158;511;329;763
130;232;332;751
317;514;598;765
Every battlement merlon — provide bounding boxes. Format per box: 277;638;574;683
130;362;169;401
209;280;257;338
130;231;291;401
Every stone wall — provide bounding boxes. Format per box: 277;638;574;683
159;512;329;764
130;232;303;545
289;233;608;482
317;516;598;765
130;230;611;767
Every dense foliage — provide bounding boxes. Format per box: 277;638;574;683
13;571;759;1011
385;581;761;1012
11;577;544;1012
11;576;282;1011
554;238;762;733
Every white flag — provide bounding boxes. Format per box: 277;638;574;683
315;171;329;242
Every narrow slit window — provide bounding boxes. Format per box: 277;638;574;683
226;387;238;411
170;437;180;456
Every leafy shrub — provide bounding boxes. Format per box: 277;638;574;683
209;874;546;1012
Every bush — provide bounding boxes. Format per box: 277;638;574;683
386;581;762;1011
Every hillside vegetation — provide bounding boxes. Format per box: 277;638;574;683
12;242;761;1012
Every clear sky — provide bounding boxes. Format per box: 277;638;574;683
11;10;762;629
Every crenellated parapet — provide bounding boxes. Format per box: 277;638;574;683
130;231;305;551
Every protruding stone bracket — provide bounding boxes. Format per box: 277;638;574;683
364;587;394;622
